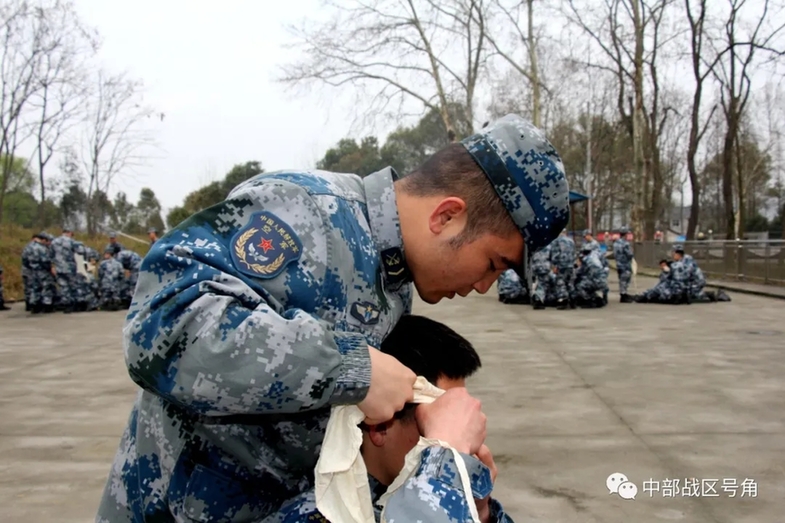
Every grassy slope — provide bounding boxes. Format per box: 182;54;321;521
0;225;149;301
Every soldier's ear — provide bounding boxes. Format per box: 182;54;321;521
428;197;467;235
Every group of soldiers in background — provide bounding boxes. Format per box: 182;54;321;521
635;245;730;304
13;228;152;314
498;228;730;309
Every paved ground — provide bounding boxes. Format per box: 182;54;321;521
1;276;784;523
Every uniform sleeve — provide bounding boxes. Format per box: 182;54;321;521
383;446;494;523
122;179;372;416
624;242;634;259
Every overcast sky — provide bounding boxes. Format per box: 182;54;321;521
74;0;389;213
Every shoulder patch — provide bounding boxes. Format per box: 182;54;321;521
230;211;302;279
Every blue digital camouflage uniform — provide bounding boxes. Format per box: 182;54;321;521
116;249;143;304
497;269;528;303
531;244;555;304
575;250;606;305
669;259;691;301
28;240;56;309
270;448;514;523
612;234;634;296
98;113;570;523
639;266;675;303
105;239;126;257
98;255;125;310
21;238;37;307
50;233;83;309
549;233;575;302
97;168;417;522
682;254;707;299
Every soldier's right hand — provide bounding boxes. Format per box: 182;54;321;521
358;347;416;424
415;387;487;455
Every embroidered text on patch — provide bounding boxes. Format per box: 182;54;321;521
231;211;302;279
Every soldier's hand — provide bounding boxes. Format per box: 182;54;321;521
415;387;486;455
474;445;497;523
358;347;416;424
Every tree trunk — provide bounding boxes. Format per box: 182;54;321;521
721;106;737;239
631;0;646;240
735;131;745;238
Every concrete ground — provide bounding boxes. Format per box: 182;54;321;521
0;276;783;523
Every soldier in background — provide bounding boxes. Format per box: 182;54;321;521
634;259;675;303
50;227;82;314
21;232;38;311
531;244;554;309
583;229;609;301
116;249;142;308
29;233;56;314
673;245;707;301
550;229;576;308
612;226;635;303
98;249;125;311
0;265;9;311
574;244;607;308
497;268;530;304
105;231;125;256
147;227;159;245
73;243;99;312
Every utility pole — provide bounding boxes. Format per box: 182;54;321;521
585;103;593;232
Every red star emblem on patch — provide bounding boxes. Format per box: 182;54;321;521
258;238;274;253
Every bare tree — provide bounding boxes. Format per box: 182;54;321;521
79;70;157;234
564;0;678;239
0;0;53;223
280;0;491;140
28;2;97;227
710;0;785;239
484;0;547;126
684;0;718;239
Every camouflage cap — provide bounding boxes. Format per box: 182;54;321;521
618;226;630;234
108;231;117;238
582;229;592;237
147;227;158;234
461;114;569;252
672;244;684;252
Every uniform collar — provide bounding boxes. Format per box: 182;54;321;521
363;167;411;291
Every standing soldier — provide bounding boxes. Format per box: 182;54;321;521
115;249;142;308
21;233;38;311
105;231;125;256
550;229;576;308
98;248;125;311
29;233;56;314
0;265;9;311
97;113;571;521
147;227;159;245
50;227;81;314
612;226;635;303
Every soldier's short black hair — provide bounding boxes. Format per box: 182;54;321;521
398;143;518;245
659;259;669;265
379;314;481;423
